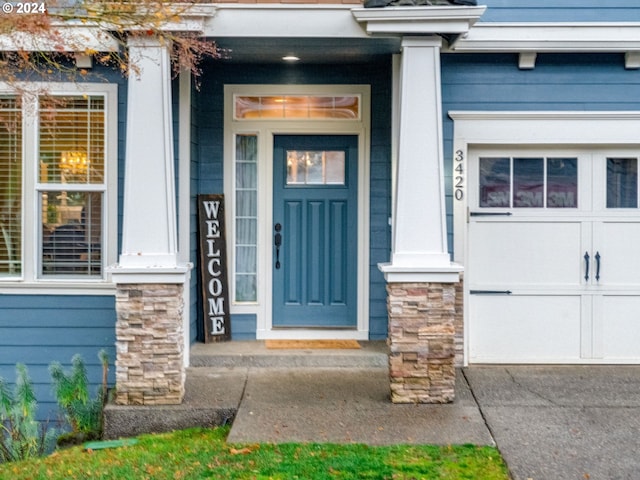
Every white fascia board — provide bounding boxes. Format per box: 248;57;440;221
449;23;640;52
352;6;486;35
205;5;370;38
0;25;119;52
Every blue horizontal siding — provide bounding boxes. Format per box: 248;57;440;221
231;314;257;340
0;295;116;421
481;0;640;22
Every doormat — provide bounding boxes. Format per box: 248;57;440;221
265;340;361;349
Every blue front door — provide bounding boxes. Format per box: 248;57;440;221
273;135;358;328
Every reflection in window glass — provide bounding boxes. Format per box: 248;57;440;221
479;157;510;207
234;95;360;120
547;158;577;208
607;158;638;208
286;150;345;185
478;156;578;209
513;158;544;208
41;191;102;275
39;96;104;185
38;95;105;277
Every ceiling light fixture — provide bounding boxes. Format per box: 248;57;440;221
282;55;300;62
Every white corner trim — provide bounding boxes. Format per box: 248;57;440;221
449;22;640;53
352;5;486;35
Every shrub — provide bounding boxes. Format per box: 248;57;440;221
49;350;109;444
0;364;57;463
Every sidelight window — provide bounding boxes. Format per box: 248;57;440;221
235;134;258;301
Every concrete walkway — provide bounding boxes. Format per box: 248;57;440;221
227;365;640;480
226;367;492;446
465;366;640;480
105;350;640;480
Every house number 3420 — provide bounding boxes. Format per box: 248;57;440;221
454;149;464;201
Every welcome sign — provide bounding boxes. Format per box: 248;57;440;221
197;194;231;342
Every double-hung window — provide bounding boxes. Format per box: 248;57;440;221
0;84;117;286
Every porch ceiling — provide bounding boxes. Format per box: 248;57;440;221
212;37;401;64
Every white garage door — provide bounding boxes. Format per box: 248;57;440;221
468;149;640;363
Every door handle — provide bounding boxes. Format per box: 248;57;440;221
584;251;590;281
274;223;282;269
595;251;601;282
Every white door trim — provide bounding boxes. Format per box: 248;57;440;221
224;85;371;340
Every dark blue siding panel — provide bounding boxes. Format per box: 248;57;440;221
193;60;392;340
0;295;116;421
231;314;257;340
480;0;640;22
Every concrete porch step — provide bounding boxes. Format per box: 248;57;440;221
103;341;390;439
190;340;389;368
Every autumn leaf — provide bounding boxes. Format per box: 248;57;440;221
229;445;259;455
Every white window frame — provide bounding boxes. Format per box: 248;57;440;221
224;84;371;340
0;83;118;294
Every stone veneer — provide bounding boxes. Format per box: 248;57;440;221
387;282;457;403
114;283;185;405
454;275;464;367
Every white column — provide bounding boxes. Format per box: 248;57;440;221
380;36;461;283
117;36;181;270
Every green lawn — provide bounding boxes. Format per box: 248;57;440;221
0;426;510;479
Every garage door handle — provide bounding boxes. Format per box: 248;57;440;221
595;251;601;282
584;251;590;281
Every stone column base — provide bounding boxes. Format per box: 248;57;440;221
114;283;185;405
387;282;456;404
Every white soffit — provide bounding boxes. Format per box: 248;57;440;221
352;6;486;35
449;22;640;53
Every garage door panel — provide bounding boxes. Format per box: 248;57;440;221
596;222;640;286
599;296;640;361
469;221;583;287
469;295;582;363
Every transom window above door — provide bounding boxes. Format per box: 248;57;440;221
234;95;360;120
479;157;578;208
